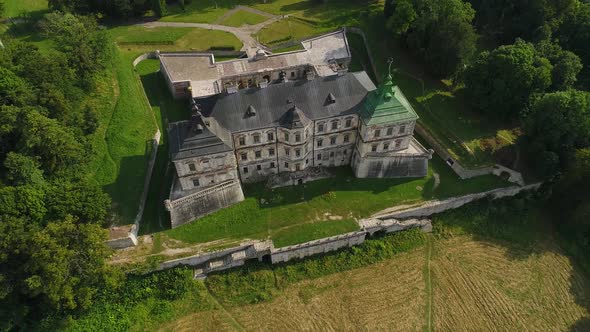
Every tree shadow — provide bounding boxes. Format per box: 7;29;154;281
103;141;154;226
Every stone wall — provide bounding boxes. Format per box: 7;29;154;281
270;231;367;264
153;182;540;277
166;179;245;228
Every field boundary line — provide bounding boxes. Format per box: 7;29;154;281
204;284;246;331
425;236;433;332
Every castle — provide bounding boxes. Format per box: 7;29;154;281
161;30;433;228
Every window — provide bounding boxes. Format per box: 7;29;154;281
192;178;200;187
291;71;295;78
375;129;381;137
345;118;352;127
318;123;324;132
241;153;247;161
331;121;338;130
284;162;289;168
267;132;274;141
344;149;348;155
188;163;196;171
317;139;323;147
243;167;249;173
305;159;309;164
399;125;406;134
295;149;301;157
330;136;337;145
256;164;262;171
268;148;275;156
343;134;350;143
330;151;335;158
239;137;245;145
372;144;378;152
386;127;393;135
295;133;301;142
253;135;260;144
383;143;389;150
285;148;290;156
395;139;402;148
270;162;275;168
317;153;321;160
255;151;262;159
295;163;301;171
284;132;289;141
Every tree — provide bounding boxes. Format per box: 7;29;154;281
153;0;167;17
20;111;85;175
557;1;590;88
3;152;45;187
386;0;478;77
536;40;583;90
464;39;553;120
0;67;34;106
45;180;111;224
39;13;111;88
523;90;590;175
470;0;577;44
0;0;5;18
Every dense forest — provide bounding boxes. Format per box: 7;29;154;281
0;0;588;329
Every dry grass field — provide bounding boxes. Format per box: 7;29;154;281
159;236;590;332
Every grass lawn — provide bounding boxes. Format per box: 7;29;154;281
164;156;509;246
110;26;242;52
272;219;360;248
256;17;328;45
2;0;47;18
162;0;238;23
219;9;267;27
95;50;159;225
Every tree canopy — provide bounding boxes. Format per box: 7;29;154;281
523;89;590;176
385;0;478;78
464;39;553;120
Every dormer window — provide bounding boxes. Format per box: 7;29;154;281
326;93;336;105
253;134;260;144
188;163;196;171
246;105;256;117
345;118;352;127
318;123;324;132
239;136;246;145
399;125;406;134
387;127;393;135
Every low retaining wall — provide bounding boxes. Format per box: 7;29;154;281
153;182;540;278
271;231;367;264
375;183;541;221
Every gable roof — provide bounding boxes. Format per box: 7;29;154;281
198;71;377;133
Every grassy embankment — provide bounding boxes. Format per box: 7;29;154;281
65;196;590;331
219;9;268;27
2;0;47;18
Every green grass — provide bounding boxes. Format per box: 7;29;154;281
94;50;159;225
219;9;267;27
162;0;238;23
271;44;304;53
135;59;189;234
256;17;326;45
165;156;509;245
272;219;360;248
110;26;194;44
110;26;242;52
2;0;47;18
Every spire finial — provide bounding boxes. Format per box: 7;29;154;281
387;57;394;80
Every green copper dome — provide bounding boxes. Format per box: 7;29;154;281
360;74;419;126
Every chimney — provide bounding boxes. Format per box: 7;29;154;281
259;79;268;88
306;70;315;81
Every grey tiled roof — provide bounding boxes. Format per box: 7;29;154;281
198;71;376;133
169;119;232;161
